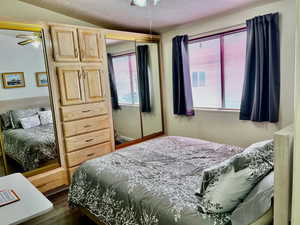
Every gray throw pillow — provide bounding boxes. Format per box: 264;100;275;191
10;108;40;128
38;111;53;125
231;171;274;225
0;112;12;130
20;115;41;129
196;140;273;213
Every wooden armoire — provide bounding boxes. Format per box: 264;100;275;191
47;24;115;181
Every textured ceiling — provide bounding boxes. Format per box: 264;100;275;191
21;0;274;32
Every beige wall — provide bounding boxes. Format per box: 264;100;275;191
161;0;296;147
0;0;96;26
292;0;300;224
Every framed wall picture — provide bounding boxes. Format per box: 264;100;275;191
35;72;48;87
2;72;25;89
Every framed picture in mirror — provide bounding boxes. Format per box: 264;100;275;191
35;72;48;87
2;72;25;89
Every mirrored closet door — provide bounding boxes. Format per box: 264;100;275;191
136;42;163;137
105;38;163;147
0;28;59;177
106;39;143;145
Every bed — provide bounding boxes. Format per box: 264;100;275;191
69;129;293;225
3;124;57;171
0;97;58;172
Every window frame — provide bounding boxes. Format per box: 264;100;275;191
188;27;247;111
112;52;139;106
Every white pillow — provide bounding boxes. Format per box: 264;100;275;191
196;140;274;213
38;111;53;125
20;115;41;129
231;171;274;225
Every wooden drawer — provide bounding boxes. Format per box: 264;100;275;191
63;115;109;137
61;102;108;122
29;168;68;193
67;142;111;167
65;129;110;152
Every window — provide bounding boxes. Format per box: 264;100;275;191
112;53;139;105
192;72;206;87
189;29;247;109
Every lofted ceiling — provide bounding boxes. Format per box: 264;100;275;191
21;0;275;32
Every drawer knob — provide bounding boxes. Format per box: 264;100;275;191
85;139;94;142
84;125;92;128
82;110;91;113
87;153;95;157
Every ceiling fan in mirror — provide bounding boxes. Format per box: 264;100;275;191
131;0;160;7
16;33;42;47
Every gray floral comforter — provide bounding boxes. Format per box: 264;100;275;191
68;136;244;225
3;124;57;171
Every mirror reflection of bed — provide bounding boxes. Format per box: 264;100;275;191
0;29;59;177
106;38;163;147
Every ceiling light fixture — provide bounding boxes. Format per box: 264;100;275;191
131;0;160;7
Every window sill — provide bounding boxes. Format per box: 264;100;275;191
119;104;140;108
193;107;240;113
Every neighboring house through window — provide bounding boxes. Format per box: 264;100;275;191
192;71;206;87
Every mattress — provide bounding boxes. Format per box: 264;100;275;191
68;136;245;225
3;124;57;171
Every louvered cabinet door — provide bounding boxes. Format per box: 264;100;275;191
51;26;80;62
82;65;104;103
57;66;85;105
78;29;103;62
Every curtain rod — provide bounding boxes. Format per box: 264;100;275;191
188;23;246;40
110;49;136;57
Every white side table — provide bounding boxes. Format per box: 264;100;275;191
0;173;53;225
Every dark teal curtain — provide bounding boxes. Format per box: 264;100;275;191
107;53;121;110
172;35;194;116
240;13;280;122
137;45;151;113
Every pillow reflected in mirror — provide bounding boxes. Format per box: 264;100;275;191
20;114;41;129
38;111;53;125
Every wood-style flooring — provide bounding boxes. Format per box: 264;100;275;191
20;191;96;225
0;156;5;176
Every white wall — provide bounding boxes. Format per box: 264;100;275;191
161;0;296;147
0;31;49;101
113;106;142;139
291;0;300;224
0;0;95;26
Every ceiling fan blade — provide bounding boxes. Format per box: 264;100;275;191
16;34;31;39
16;33;41;39
18;39;35;46
131;0;147;7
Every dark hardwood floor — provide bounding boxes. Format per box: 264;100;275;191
20;191;96;225
0;156;5;176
